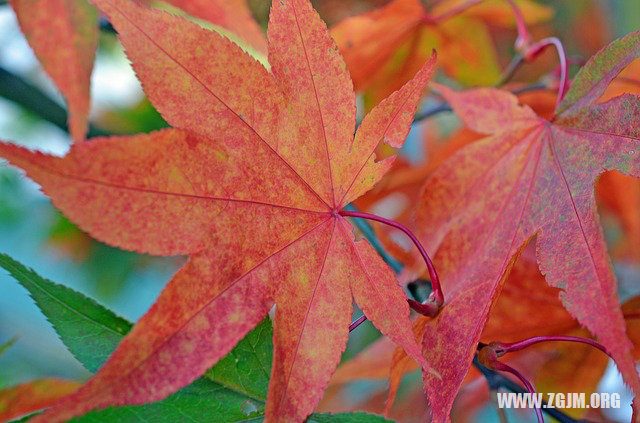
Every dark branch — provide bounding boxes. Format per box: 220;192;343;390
0;66;110;138
497;53;525;86
412;103;453;124
99;17;118;34
473;357;578;423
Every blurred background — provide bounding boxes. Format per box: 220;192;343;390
0;0;639;421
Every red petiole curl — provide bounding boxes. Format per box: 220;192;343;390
490;335;609;358
339;209;444;307
478;334;612;421
479;344;544;422
504;0;531;49
421;0;570;108
523;37;569;108
491;360;545;423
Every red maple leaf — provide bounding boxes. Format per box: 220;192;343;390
9;0;98;143
415;30;640;420
0;0;435;421
0;379;81;422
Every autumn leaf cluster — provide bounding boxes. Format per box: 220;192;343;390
0;0;639;422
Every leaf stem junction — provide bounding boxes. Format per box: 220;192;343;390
478;344;544;423
490;335;609;357
339;209;444;308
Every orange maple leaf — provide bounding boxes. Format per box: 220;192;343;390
9;0;98;143
334;243;640;419
482;251;640;420
331;0;552;108
415;31;640;420
0;0;435;421
0;379;81;422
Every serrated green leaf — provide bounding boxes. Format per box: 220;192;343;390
0;253;131;373
69;378;266;423
0;253;268;421
0;253;274;393
307;413;393;423
1;254;394;422
204;318;272;401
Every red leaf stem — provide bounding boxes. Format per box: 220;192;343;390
492;335;609;358
524;37;569;108
491;360;544;423
504;0;531;50
339;209;444;307
349;315;368;332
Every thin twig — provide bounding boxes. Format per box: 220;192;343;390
0;335;18;357
412;82;548;125
511;83;548;95
412;103;453;125
496;53;525;87
473;357;578;423
349;315;368;332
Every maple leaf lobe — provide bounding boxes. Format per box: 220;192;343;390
0;0;436;422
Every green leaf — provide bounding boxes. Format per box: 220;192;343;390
307;413;393;423
70;397;389;423
0;254;266;421
69;378;265;423
1;254;394;422
204;318;272;401
0;253;131;373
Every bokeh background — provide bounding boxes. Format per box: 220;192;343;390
0;1;639;421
